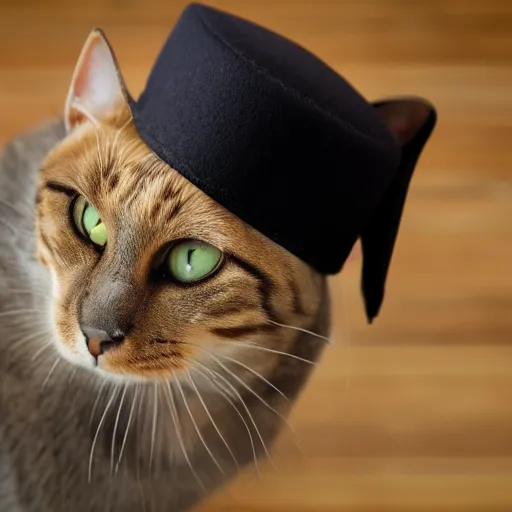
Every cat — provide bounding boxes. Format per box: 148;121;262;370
0;27;431;512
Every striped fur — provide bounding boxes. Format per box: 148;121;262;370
35;108;327;381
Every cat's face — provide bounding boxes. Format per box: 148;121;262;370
33;29;327;382
35;110;324;381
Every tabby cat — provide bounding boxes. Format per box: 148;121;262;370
0;30;428;511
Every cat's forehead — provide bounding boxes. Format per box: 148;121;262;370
42;124;253;251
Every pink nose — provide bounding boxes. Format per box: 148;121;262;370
82;327;125;358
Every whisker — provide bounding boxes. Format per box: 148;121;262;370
199;348;301;456
149;382;158;471
267;319;331;343
95;129;104;173
41;357;60;389
8;313;48;323
193;359;272;471
175;377;224;475
34;348;57;372
215;352;288;401
164;381;205;491
8;321;50;339
7;288;49;299
234;340;316;365
0;198;24;216
0;216;18;236
197;346;295;434
116;384;139;474
111;384;127;475
68;366;77;385
190;362;260;474
10;330;50;354
112;115;132;150
89;385;118;483
31;340;53;363
187;369;239;469
0;308;40;319
90;380;109;428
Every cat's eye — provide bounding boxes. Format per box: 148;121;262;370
167;240;223;283
71;195;107;247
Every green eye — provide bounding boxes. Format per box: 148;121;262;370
168;240;223;283
71;195;107;247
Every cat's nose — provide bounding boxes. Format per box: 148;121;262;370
82;327;125;358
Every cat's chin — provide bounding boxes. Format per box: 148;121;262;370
96;360;179;382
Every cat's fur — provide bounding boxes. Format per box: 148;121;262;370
0;117;329;511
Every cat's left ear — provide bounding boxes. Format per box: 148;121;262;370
360;97;437;322
65;29;131;133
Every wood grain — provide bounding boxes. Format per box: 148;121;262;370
0;0;511;510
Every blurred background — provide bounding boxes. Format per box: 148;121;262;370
1;0;511;510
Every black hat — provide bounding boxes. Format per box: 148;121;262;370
129;3;437;322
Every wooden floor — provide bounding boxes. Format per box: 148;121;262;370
1;0;511;510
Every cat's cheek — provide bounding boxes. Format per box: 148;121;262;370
51;297;95;368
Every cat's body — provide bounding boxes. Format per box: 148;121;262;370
0;121;329;511
0;6;436;509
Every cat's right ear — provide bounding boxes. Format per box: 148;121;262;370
65;29;130;133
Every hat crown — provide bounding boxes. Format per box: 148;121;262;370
181;4;396;147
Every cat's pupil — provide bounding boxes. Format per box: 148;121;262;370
186;249;195;267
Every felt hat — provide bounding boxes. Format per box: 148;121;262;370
130;3;437;322
73;3;437;322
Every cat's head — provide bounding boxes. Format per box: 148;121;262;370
35;31;327;381
35;30;432;382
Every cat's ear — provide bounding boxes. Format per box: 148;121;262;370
360;97;436;322
65;29;130;133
